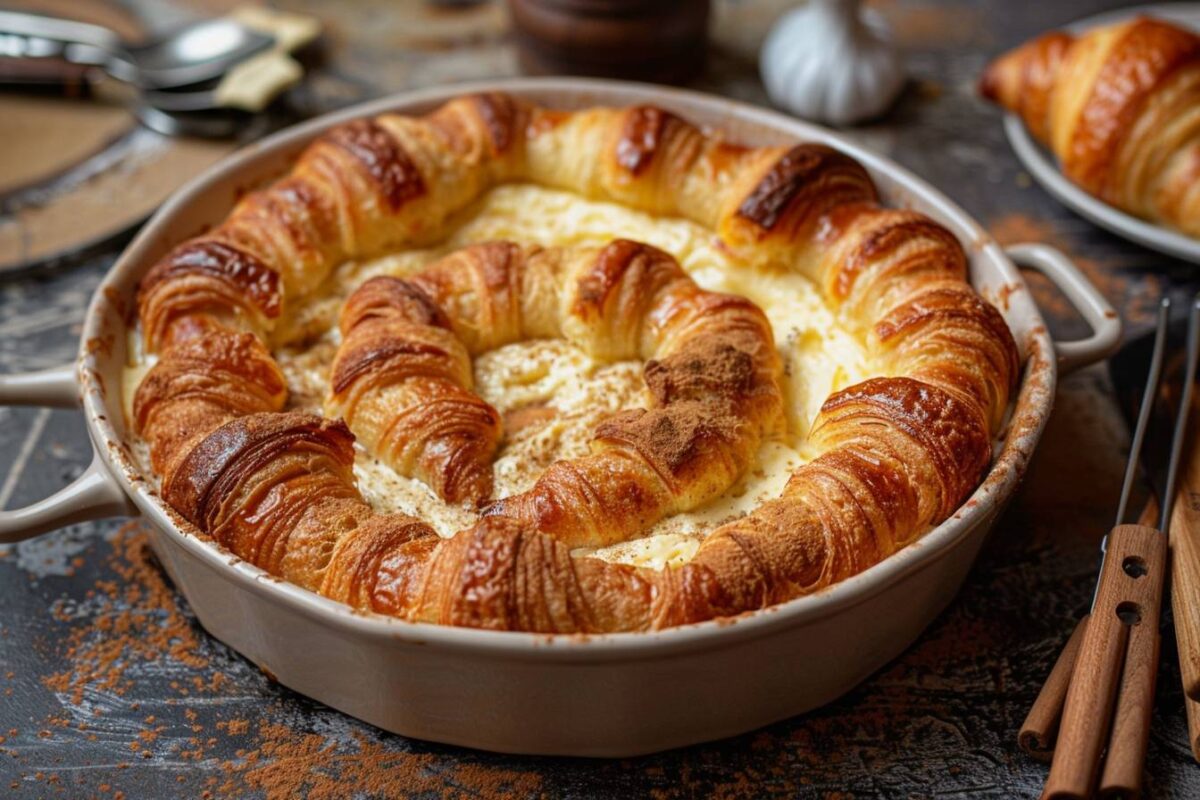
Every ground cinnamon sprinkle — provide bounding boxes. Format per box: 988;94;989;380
29;520;549;796
218;719;249;735
214;719;544;799
41;522;210;705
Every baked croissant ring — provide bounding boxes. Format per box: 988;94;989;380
134;93;1020;633
980;16;1200;236
327;275;503;505
328;238;784;547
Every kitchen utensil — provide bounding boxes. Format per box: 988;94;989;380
0;53;98;95
140;53;302;115
1111;312;1200;761
131;104;248;139
131;48;306;138
0;8;316;138
0;79;1121;756
1032;297;1197;798
1168;427;1200;700
0;9;273;88
1015;498;1158;763
997;3;1200;265
1021;300;1200;769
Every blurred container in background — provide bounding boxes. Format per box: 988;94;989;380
508;0;710;84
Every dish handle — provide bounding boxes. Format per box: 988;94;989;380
0;364;136;544
1006;243;1121;375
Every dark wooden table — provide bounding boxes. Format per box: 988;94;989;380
2;1;1199;797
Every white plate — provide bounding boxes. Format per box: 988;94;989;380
1000;3;1200;264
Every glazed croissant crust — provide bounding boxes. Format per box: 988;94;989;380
133;92;1020;633
980;15;1200;236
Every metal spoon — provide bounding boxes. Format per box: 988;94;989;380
0;10;273;89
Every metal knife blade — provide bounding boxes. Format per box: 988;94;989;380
1109;314;1192;501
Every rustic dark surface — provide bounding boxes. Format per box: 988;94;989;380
2;0;1200;797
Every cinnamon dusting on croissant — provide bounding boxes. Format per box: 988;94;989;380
323;238;782;544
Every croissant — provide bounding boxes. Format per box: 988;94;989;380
133;320;287;480
328;239;783;545
980;16;1200;236
134;93;1020;633
326;272;503;505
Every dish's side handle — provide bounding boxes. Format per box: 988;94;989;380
0;364;136;544
1006;243;1121;375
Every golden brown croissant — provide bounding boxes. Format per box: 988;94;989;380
327;273;503;505
327;238;784;546
133;321;287;480
161;410;655;630
981;16;1200;236
134;93;1020;633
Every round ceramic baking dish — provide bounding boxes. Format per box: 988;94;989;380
0;79;1121;757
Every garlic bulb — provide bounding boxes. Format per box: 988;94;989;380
760;0;906;126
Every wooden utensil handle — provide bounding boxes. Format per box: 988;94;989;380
1019;616;1088;760
1170;486;1200;700
1187;695;1200;762
1099;529;1167;798
1019;502;1158;763
0;57;97;96
1044;524;1167;800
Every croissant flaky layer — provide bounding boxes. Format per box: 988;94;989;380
327;271;504;506
980;15;1200;236
327;239;783;539
133;92;1020;632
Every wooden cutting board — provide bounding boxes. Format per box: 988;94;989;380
0;0;237;273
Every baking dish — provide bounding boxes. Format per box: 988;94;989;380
0;78;1121;756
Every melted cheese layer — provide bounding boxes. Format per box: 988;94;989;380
126;184;870;571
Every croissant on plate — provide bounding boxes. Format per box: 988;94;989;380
980;16;1200;236
134;92;1020;632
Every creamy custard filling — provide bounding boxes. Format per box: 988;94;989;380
124;184;870;571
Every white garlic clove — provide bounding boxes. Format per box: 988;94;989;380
760;0;907;127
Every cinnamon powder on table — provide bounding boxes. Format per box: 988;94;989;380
41;524;210;705
214;720;544;800
987;211;1159;327
30;521;547;798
